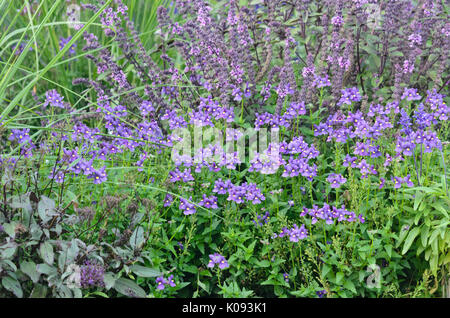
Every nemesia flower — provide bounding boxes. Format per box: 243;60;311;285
338;87;361;106
156;276;167;290
9;129;31;144
207;253;229;269
401;87;421;101
327;173;347;188
167;275;176;287
179;197;196;215
316;290;327;298
379;177;385;189
43;89;65;109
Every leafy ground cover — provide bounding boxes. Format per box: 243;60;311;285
0;0;449;298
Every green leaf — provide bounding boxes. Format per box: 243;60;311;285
321;264;331;278
384;244;393;259
336;272;345;285
30;284;48;298
36;263;57;276
129;265;163;278
1;245;17;259
2;276;23;298
420;225;429;247
20;261;40;283
114;278;147;298
129;226;145;250
343;280;356;294
38;196;57;223
402;227;420;255
103;273;116;290
40;241;54;265
255;260;270;268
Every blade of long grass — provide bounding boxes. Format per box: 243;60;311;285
0;0;113;120
0;0;48;96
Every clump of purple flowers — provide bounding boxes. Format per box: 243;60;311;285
301;204;361;225
337;87;361;106
392;175;414;189
42;89;65;109
275;224;308;242
80;261;105;288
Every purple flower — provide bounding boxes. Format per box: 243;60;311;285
358;214;365;223
343;154;358;168
59;36;76;56
283;273;289;283
401;88;421;101
213;179;230;195
167;275;176;287
331;15;344;27
90;166;107;184
156;276;167;290
338;87;361;106
392;176;403;189
316;290;327;298
198;194;218;209
207;253;229;270
9;129;31;144
408;33;422;47
379;177;385;189
43;89;65;109
48;170;65;184
179;198;196;215
402;174;414;187
327;173;347;188
80;261;105;288
313;75;331;88
163;194;173;207
288;224;308;242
